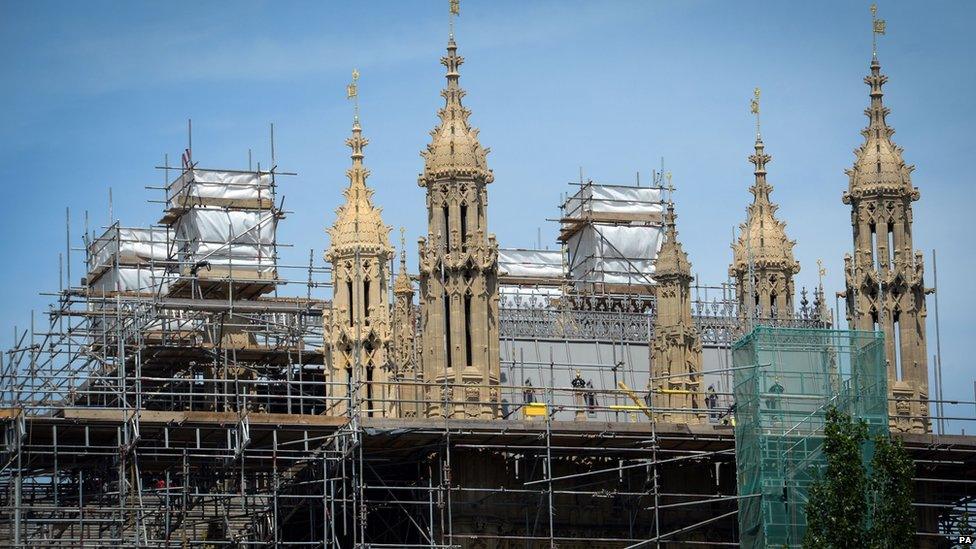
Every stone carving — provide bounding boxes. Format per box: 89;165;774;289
841;56;931;433
650;201;706;424
730;134;800;321
417;37;501;419
391;229;420;418
325;118;394;418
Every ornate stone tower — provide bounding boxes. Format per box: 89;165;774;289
392;229;419;417
325;117;394;417
730;114;800;321
651;198;705;424
417;36;500;419
842;53;930;433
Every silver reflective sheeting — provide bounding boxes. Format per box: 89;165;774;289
567;224;664;285
174;209;277;269
88;226;171;273
88;266;171;293
169;169;272;204
564;185;663;217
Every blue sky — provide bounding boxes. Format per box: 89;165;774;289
1;1;973;424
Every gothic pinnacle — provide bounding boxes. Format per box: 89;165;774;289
326;73;391;259
843;6;930;432
655;194;691;279
748;137;772;204
734;131;796;274
419;35;493;186
731;93;799;319
394;227;413;295
844;50;917;201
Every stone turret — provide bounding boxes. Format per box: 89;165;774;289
842;54;931;433
651;199;705;424
417;36;500;419
325;118;394;417
392;229;419;417
730;135;800;321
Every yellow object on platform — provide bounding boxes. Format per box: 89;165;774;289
524;403;548;417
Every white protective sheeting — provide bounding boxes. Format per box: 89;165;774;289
174;209;277;269
564;185;663;217
89;266;171;293
567;224;664;285
89;227;170;273
168;169;272;206
498;248;564;279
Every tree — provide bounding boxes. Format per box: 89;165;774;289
804;407;869;548
957;511;973;540
803;407;917;548
868;434;915;548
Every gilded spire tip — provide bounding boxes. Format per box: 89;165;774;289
399;226;407;266
664;172;677;237
347;68;361;124
870;3;886;59
449;0;460;39
750;87;762;140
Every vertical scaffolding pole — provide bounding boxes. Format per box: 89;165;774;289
546;349;556;548
932;249;944;434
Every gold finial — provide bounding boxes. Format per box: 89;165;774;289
871;4;886;58
347;68;360;122
449;0;460;37
750;87;761;139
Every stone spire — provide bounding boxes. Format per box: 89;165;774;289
842;53;931;433
325;115;394;417
655;202;692;279
394;229;414;296
392;228;419;417
730;133;800;321
417;36;501;419
326;121;391;256
420;37;493;186
650;197;705;424
846;57;916;199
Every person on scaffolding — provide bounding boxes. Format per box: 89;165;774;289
585;379;598;415
571;370;587;421
766;377;785;423
722;403;737;427
523;378;535;404
706;384;718;421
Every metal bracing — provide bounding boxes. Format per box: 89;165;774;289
0;157;974;548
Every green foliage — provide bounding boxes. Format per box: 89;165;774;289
958;512;973;538
868;434;915;548
803;407;916;549
803;407;869;548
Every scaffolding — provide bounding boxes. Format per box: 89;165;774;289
0;147;973;547
732;327;888;548
0;149;748;547
558;179;665;293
